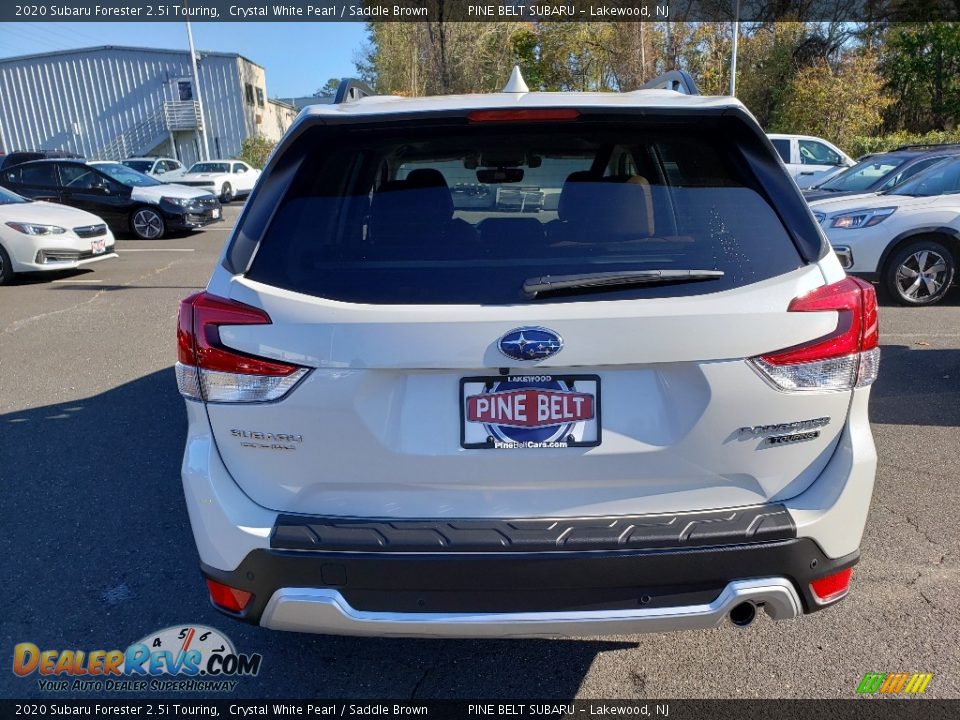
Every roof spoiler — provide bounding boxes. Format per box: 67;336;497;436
333;78;374;104
641;70;700;95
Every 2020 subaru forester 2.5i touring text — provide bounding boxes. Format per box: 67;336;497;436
176;72;879;638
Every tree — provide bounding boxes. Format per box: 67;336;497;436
235;135;276;169
882;23;960;132
316;78;341;97
774;53;892;150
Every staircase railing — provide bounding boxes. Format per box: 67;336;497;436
91;101;202;160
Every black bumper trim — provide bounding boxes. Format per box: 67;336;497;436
202;538;858;624
271;504;796;553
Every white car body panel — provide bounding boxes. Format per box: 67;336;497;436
767;134;854;189
163;161;260;198
89;162;214;203
0;200;116;272
202;264;855;519
811;191;960;274
182;383;876;572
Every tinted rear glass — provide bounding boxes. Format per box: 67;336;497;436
247;120;804;304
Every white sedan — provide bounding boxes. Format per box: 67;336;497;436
0;185;116;284
162;160;260;203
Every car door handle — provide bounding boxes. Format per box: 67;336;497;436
800;171;816;175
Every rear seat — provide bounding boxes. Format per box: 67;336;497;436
368;169;476;251
547;172;657;244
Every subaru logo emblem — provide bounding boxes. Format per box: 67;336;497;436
497;327;563;361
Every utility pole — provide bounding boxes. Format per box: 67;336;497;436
729;0;740;96
186;20;210;160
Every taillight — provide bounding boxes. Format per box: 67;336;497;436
750;277;880;391
176;292;307;403
205;578;252;612
809;567;853;605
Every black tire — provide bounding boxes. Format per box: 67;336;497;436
884;239;956;306
220;182;235;203
130;206;166;240
0;244;14;285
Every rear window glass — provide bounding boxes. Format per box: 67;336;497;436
247;120;804;304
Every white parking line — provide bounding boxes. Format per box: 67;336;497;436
118;248;196;252
52;279;103;284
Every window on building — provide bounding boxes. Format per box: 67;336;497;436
245;83;255;105
176;80;194;102
256;87;265;108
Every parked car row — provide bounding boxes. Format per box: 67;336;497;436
0;154;258;285
798;143;960;306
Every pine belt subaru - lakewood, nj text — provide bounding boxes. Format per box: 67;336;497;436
175;71;880;638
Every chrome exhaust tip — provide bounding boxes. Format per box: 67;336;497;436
729;601;757;627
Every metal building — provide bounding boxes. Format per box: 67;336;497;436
0;45;298;165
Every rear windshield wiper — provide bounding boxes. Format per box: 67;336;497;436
522;269;725;299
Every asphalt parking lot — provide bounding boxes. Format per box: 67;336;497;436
1;204;958;700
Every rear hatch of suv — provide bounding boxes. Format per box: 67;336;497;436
179;104;877;518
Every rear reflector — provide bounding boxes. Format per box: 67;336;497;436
176;292;308;403
750;277;880;391
468;108;580;123
810;567;853;605
205;578;252;612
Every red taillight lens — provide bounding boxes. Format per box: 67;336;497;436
205;578;252;612
761;277;877;365
184;292;297;376
750;277;880;391
468;108;580;123
810;567;853;604
176;292;307;403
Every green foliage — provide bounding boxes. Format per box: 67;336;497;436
773;54;891;150
317;78;341;97
882;23;960;132
847;129;960;158
235;135;276;170
355;21;960;145
735;23;809;128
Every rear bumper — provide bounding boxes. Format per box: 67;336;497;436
201;537;857;637
180;388;875;637
256;579;803;639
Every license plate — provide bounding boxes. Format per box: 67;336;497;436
212;209;221;219
91;239;106;254
460;374;601;449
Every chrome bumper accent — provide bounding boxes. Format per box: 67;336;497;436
833;245;854;269
259;578;803;638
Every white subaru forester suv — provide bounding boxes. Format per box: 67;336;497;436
176;72;880;638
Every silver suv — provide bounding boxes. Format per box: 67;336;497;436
176;72;879;638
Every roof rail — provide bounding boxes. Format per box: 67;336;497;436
892;143;960;152
641;70;700;95
333;78;374;105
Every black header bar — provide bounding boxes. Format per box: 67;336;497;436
2;1;958;24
